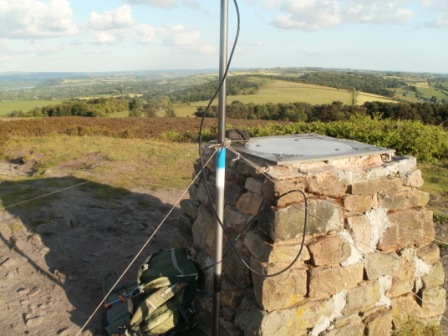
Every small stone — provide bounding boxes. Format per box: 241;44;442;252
25;315;43;327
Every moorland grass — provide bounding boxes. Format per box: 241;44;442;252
0;136;197;191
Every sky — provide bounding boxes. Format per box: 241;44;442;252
0;0;447;74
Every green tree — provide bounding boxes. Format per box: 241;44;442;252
165;105;176;117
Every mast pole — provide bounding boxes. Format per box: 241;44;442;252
213;0;228;335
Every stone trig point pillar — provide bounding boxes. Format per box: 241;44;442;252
178;134;446;335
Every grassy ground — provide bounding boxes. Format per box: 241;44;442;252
0;99;63;116
0;136;198;191
356;92;397;105
420;159;448;225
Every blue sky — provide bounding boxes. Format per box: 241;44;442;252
0;0;447;73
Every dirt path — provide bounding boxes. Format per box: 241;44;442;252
0;170;192;335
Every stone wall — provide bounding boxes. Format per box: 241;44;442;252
177;146;446;335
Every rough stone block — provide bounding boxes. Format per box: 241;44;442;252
263;178;308;208
266;298;335;333
422;261;445;289
401;169;424;188
350;178;402;195
421;286;446;318
235;192;264;215
308;263;364;299
388;208;434;248
220;281;246;317
188;184;200;206
234;296;265;335
227;171;246;187
377;224;399;252
365;156;417;180
365;252;400;280
236;159;260;176
416;244;440;264
224;205;250;231
244;230;310;265
343;280;381;314
224;181;243;206
306;167;349;197
322;315;364;336
387;262;415;298
180;199;198;220
234;296;329;335
363;307;393;336
245;177;263;195
346;215;374;254
308;235;351;266
391;294;421;328
223;244;251;288
377;190;430;210
251;258;308;311
343;194;375;213
197;179;216;205
192;204;216;255
259;198;344;241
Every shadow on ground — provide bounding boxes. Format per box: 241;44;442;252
0;176;197;335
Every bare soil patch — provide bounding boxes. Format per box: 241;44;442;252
0;148;202;335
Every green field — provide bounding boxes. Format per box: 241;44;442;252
179;79;396;117
0;99;63;116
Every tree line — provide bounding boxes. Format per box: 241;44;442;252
9;97;132;117
252;72;404;97
195;100;448;125
152;75;260;103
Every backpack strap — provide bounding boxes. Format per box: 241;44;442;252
129;282;187;328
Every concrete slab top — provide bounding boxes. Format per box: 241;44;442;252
232;133;395;165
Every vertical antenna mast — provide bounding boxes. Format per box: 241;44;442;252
213;0;228;335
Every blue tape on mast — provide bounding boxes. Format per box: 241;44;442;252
217;148;226;169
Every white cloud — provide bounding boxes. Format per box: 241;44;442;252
344;1;415;24
0;38;9;48
124;0;199;9
427;12;448;28
422;1;448;28
92;31;121;45
419;0;432;7
136;24;165;44
89;5;133;30
0;54;14;62
0;0;78;39
272;0;342;31
88;5;135;45
252;0;419;31
163;25;215;53
126;0;176;9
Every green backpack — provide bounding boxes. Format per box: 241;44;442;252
102;248;199;335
